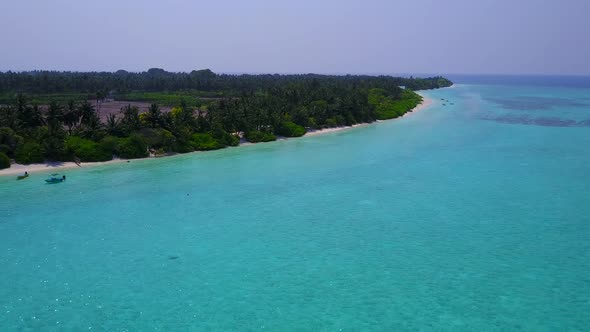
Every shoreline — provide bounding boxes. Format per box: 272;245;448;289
0;92;433;177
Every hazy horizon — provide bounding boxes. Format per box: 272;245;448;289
3;69;590;79
1;0;588;76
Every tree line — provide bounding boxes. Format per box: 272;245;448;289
0;69;451;95
0;71;452;169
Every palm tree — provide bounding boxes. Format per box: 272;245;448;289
176;100;196;128
79;101;98;127
144;103;162;128
120;104;142;134
0;106;21;130
78;101;101;138
105;114;121;136
46;101;64;133
15;94;44;129
63;100;81;135
29;104;45;128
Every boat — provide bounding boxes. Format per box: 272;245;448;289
17;173;29;180
45;174;66;183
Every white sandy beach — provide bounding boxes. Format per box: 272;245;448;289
304;93;433;135
0;93;433;177
0;159;132;176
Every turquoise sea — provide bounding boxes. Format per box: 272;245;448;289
1;77;590;331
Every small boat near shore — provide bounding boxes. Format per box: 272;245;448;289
17;172;29;180
45;174;66;184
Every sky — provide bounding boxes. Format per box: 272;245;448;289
0;0;589;75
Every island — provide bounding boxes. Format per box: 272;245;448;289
0;69;452;172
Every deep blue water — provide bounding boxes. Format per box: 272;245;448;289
1;77;589;330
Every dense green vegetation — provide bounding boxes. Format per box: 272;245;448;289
0;152;10;169
0;69;452;95
0;70;452;166
369;88;424;120
64;136;112;162
276;121;306;137
0;92;90;105
244;131;277;143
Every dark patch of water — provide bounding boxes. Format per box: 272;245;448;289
480;115;589;127
485;96;588;111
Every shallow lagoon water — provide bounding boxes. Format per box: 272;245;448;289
1;81;590;330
